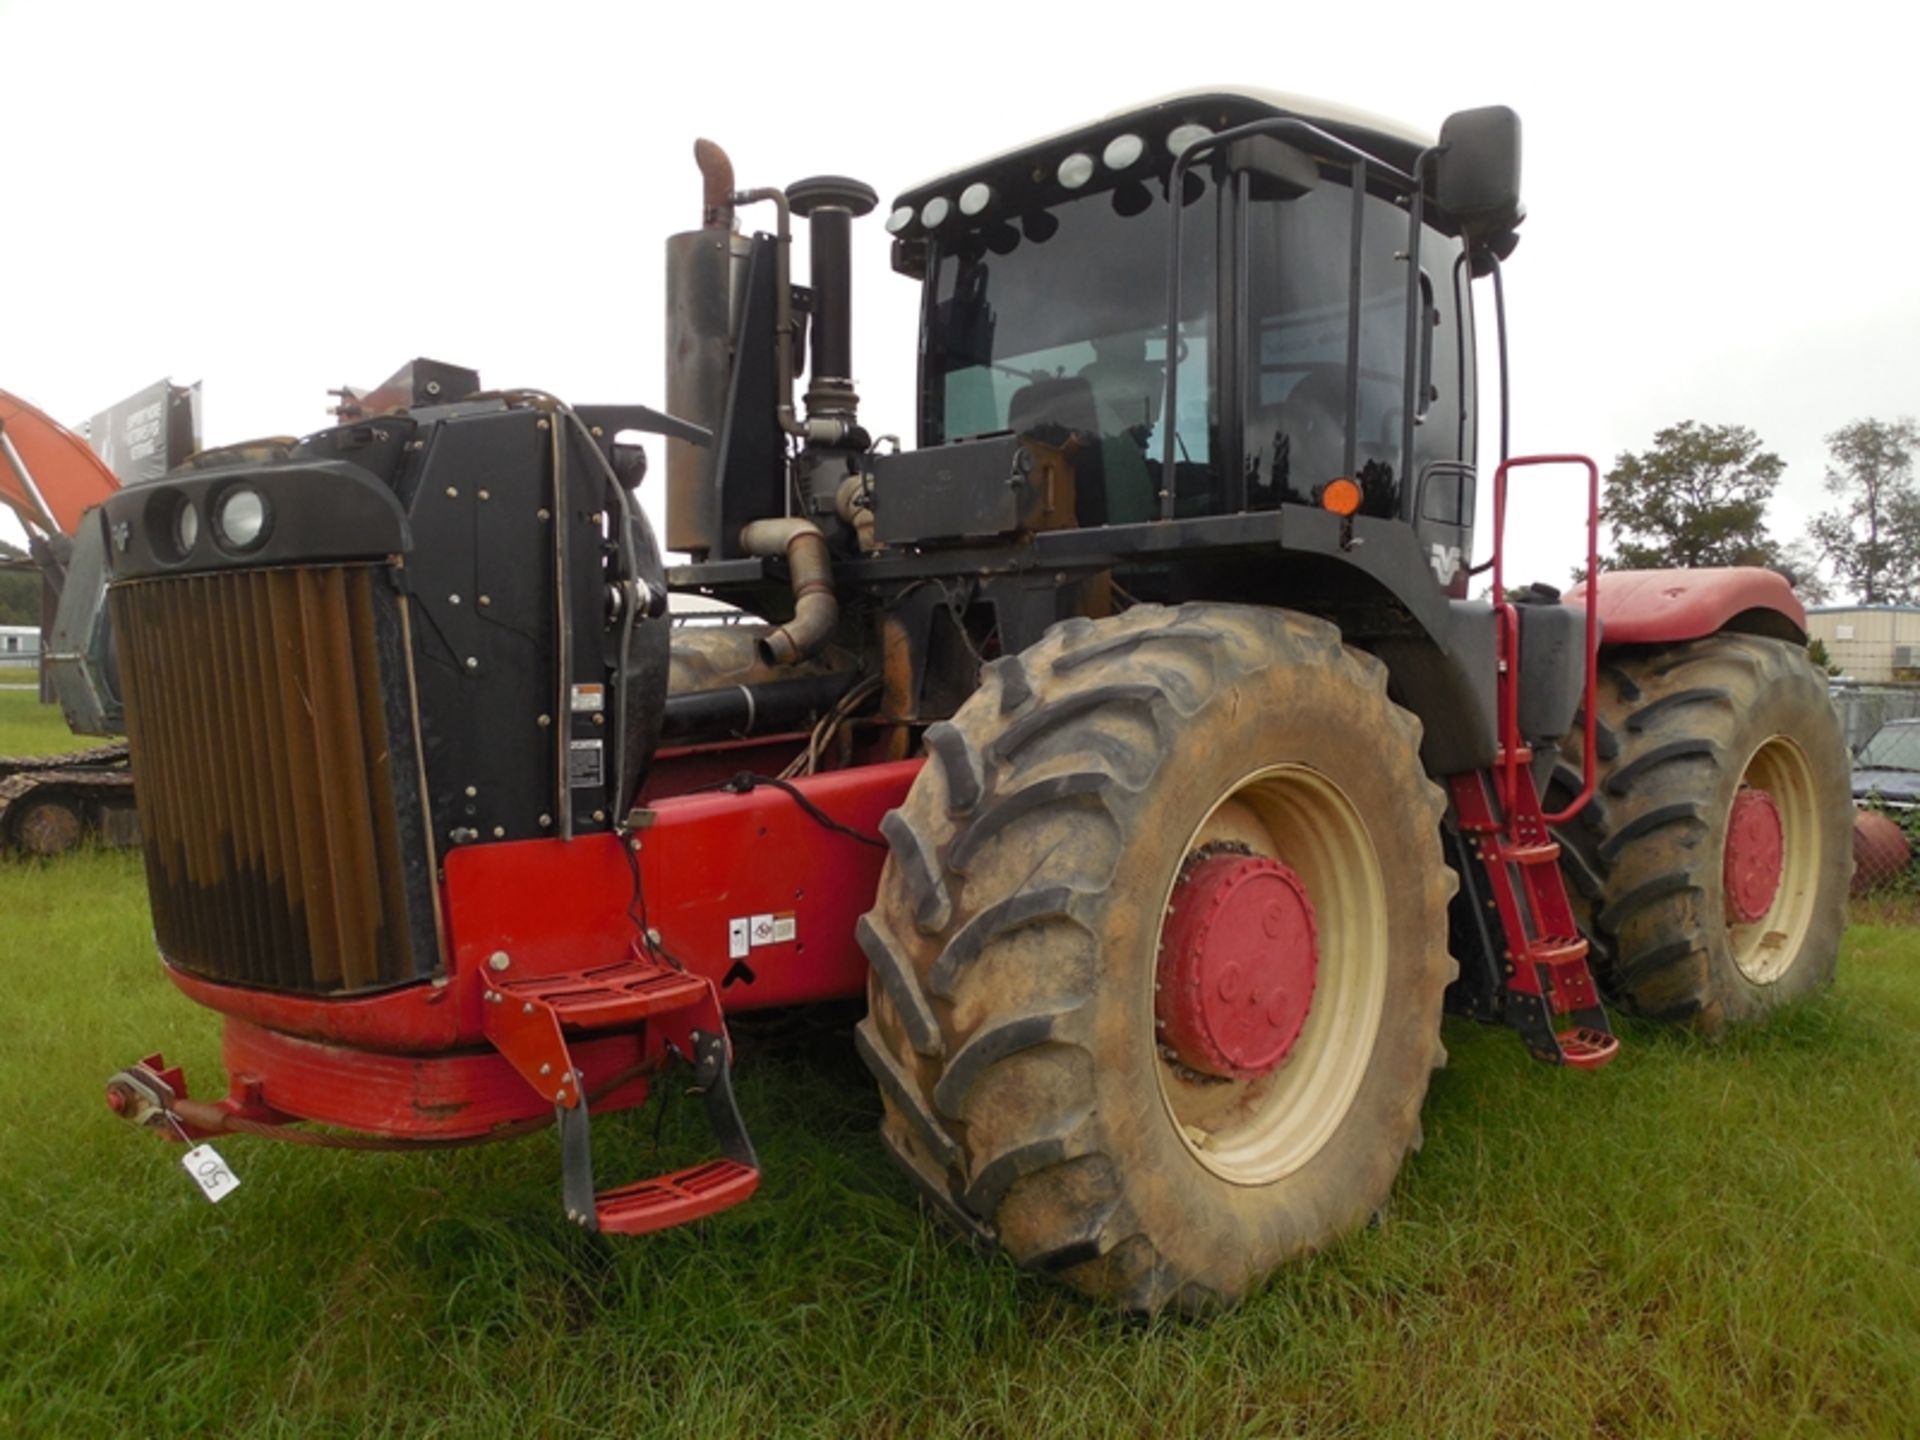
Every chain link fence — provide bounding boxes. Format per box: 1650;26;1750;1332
1831;683;1920;756
1835;684;1920;893
1852;807;1914;895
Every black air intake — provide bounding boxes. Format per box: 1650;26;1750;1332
788;174;878;424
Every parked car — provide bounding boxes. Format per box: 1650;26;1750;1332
1852;718;1920;892
1853;718;1920;809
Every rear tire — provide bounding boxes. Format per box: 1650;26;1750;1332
1552;633;1849;1033
856;603;1454;1312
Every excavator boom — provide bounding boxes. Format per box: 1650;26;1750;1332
0;389;120;539
0;389;130;856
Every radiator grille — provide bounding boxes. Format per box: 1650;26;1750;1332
111;566;439;994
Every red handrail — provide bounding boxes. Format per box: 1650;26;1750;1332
1490;454;1600;826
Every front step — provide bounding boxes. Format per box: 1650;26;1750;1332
1555;1027;1620;1070
487;954;761;1234
595;1159;761;1235
493;957;713;1028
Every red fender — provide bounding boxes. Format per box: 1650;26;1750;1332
1565;567;1806;648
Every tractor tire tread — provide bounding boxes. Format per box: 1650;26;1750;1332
1551;632;1849;1032
858;602;1454;1312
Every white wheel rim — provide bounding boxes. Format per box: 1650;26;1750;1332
1728;734;1821;986
1151;764;1389;1186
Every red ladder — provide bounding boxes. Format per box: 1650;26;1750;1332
1453;453;1616;1069
1449;766;1618;1068
482;950;760;1233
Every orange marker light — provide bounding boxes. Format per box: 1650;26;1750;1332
1319;477;1362;517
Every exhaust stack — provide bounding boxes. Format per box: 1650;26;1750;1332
664;140;751;558
695;138;735;230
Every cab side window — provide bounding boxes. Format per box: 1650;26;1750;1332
1243;177;1472;521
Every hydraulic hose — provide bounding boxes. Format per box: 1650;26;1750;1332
739;518;838;665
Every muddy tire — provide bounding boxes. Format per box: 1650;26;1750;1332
1551;634;1849;1033
855;603;1455;1312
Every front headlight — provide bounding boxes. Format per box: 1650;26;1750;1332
214;487;269;551
1056;152;1095;190
1166;123;1215;157
174;498;200;555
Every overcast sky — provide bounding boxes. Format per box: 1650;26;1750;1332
3;0;1915;593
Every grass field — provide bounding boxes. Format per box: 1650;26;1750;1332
0;671;108;756
2;688;1918;1436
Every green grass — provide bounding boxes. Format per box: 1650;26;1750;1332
2;693;1917;1434
0;682;110;757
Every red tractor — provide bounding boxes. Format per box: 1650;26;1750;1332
101;90;1849;1312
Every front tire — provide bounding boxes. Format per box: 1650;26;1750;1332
1552;633;1849;1033
856;604;1455;1312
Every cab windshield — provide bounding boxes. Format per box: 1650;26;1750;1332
924;179;1215;524
920;151;1474;533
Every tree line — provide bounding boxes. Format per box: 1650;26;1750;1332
0;539;38;627
1598;417;1920;606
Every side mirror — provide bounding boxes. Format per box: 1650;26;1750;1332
1436;106;1523;249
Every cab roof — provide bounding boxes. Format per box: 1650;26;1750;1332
890;87;1434;212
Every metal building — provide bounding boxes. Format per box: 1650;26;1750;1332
1805;605;1920;683
0;624;41;660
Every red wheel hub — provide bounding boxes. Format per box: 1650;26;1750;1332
1724;786;1785;925
1156;852;1319;1080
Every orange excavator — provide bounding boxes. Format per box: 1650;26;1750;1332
1;372;411;853
0;384;190;854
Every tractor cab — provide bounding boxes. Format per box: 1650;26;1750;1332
877;90;1491;597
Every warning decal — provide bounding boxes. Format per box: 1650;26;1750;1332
739;912;798;948
568;739;604;787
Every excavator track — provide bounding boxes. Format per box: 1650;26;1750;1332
0;751;137;857
0;740;129;779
